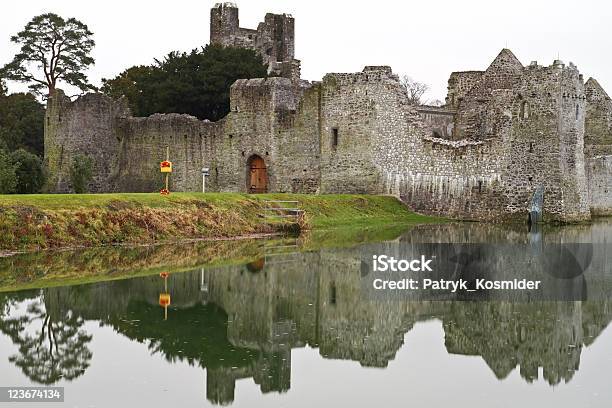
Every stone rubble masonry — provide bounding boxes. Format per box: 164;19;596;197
210;2;300;79
43;5;611;223
585;78;612;215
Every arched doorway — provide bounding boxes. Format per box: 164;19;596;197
247;155;268;193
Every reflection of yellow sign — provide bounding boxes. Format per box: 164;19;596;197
159;293;171;307
159;293;171;321
160;160;172;173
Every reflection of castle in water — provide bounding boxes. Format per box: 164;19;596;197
1;221;611;405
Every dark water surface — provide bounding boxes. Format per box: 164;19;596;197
0;220;611;407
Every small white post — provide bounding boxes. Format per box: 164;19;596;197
201;167;209;193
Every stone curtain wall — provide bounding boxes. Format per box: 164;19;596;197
317;66;508;219
114;115;221;193
585;78;612;148
587;157;612;215
45;93;222;193
44;77;320;194
44;91;130;193
585;78;612;215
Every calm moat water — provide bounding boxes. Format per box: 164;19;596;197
0;220;611;407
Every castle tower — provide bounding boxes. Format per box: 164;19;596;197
209;3;300;80
210;2;239;46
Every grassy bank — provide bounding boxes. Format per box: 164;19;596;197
0;193;439;253
0;223;425;292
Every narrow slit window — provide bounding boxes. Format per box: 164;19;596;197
330;283;337;305
520;101;529;119
332;128;339;148
576;104;579;120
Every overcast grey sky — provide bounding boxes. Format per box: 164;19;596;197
1;0;611;101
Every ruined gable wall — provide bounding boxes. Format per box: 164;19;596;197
44;90;130;193
454;50;523;141
445;71;483;111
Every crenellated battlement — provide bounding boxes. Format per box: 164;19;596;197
210;3;298;79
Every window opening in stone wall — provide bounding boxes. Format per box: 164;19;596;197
478;180;483;193
520;101;529;119
529;142;534;153
576;104;579;120
330;283;337;305
332;128;339;149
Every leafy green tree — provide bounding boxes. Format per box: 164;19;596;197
0;149;18;193
101;45;268;121
69;154;93;193
11;149;44;193
0;93;45;155
0;13;96;96
100;65;156;116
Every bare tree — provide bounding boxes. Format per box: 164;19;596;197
400;75;429;105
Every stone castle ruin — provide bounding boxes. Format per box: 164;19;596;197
44;2;612;222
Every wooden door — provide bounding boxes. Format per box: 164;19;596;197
248;156;267;193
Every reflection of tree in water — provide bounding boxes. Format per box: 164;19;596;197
0;291;92;385
108;301;256;369
105;300;272;406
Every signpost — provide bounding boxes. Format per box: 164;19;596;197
201;167;210;193
160;146;172;195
